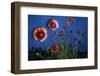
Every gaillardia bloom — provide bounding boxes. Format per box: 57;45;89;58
33;27;47;42
67;18;74;25
48;19;59;30
50;45;59;53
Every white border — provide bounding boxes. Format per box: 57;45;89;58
20;6;95;70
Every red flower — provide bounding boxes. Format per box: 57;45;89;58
50;45;59;53
48;19;59;30
67;18;74;25
33;27;47;42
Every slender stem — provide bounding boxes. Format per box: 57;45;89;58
75;40;78;58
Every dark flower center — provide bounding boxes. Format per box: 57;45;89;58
51;45;59;53
50;22;56;28
36;31;45;39
53;46;57;51
67;18;74;24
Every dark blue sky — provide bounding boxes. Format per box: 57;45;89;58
28;15;88;52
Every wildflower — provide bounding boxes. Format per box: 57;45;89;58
50;45;60;53
48;19;59;30
78;40;81;44
59;29;64;36
33;27;47;42
67;18;74;25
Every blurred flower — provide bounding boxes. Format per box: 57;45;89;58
69;30;72;33
67;18;74;25
50;45;60;53
63;24;68;29
48;19;59;30
78;40;81;44
67;30;73;37
33;27;47;42
59;29;64;36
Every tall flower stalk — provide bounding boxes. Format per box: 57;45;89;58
66;18;74;58
82;32;85;52
74;29;81;58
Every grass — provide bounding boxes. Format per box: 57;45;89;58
28;41;87;60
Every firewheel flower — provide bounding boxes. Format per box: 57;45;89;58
67;18;74;25
50;45;60;53
48;19;59;30
33;27;47;42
